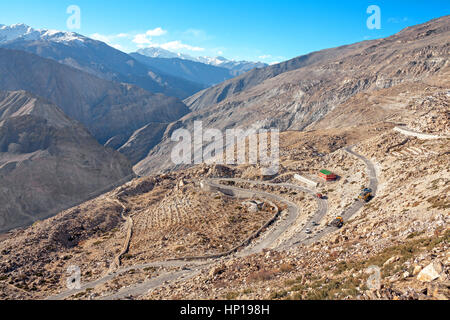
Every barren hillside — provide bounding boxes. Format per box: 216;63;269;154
0;90;134;233
136;16;449;175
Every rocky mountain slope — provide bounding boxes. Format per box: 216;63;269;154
0;24;204;99
144;78;449;300
183;42;368;111
136;16;449;175
1;110;447;299
185;16;449;113
0;90;134;233
0;48;189;160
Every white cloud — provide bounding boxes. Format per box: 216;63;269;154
184;28;204;37
154;40;204;52
90;33;112;43
146;27;167;37
110;43;124;50
133;33;152;45
90;33;131;42
90;27;218;56
90;33;130;51
133;27;167;45
258;54;272;59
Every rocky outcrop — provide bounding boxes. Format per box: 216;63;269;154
417;262;443;282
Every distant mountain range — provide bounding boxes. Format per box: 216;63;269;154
0;24;267;96
0;48;189;146
0;24;204;99
3;16;448;232
136;47;267;76
130;53;235;87
130;49;267;87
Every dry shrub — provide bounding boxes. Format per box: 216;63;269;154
279;263;295;273
248;269;277;282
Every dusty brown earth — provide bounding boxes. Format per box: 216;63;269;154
0;109;447;300
143;132;449;301
0;167;277;299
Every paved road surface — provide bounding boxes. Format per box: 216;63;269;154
298;146;378;245
394;126;449;140
212;178;328;251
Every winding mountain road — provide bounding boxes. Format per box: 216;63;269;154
297;147;378;245
210;178;328;252
47;146;378;300
394;126;449;140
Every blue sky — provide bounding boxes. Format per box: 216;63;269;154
0;0;448;63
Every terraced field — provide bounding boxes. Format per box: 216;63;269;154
124;183;277;264
391;145;439;159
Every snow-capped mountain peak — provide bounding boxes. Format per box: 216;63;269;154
195;56;229;65
0;23;39;42
137;47;197;61
0;23;87;45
